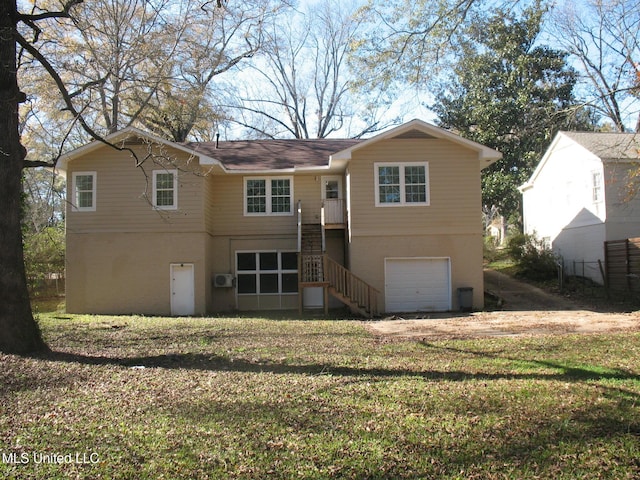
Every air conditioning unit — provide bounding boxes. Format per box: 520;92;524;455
213;273;234;288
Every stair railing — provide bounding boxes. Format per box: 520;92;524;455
323;255;379;316
320;202;326;253
297;200;302;253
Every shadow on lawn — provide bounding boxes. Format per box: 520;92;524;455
38;349;640;392
420;341;640;381
20;349;640;478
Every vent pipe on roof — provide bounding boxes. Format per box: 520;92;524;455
215;133;220;149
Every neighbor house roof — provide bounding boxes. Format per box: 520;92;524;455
561;132;640;160
519;131;640;192
185;138;362;171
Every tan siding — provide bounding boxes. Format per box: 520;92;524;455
66;232;208;315
66;144;205;233
349;233;484;312
207;173;322;237
345;137;486;312
203;173;219;235
348;139;482;237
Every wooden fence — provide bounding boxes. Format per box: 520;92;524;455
604;237;640;295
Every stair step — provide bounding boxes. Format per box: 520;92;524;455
301;224;323;255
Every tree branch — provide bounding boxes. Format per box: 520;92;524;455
15;31;140;166
17;0;84;23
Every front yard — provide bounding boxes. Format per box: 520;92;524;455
2;314;640;479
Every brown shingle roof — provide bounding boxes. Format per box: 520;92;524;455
183;138;362;171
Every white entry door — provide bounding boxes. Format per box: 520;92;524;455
385;258;451;312
321;175;344;224
170;264;195;316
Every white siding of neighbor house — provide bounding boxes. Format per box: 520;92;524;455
522;134;607;283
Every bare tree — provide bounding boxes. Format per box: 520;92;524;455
139;0;286;142
231;0;396;139
28;0;190;136
350;0;491;91
2;0;269;353
549;0;640;132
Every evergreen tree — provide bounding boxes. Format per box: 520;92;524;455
431;3;597;223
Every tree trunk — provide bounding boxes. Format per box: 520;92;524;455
0;0;47;354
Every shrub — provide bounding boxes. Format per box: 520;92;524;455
506;233;559;281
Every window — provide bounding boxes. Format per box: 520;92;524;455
375;162;429;206
72;172;96;211
153;170;178;210
592;171;602;203
324;179;340;199
244;177;293;215
236;251;298;295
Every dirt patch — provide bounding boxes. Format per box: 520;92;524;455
368;310;640;340
368;270;640;340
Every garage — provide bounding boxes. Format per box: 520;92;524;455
384;257;451;312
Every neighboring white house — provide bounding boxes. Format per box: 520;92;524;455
520;131;640;284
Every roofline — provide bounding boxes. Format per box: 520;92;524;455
330;119;502;168
56;127;223;174
518;132;565;192
57;120;504;175
202;165;335;174
518;131;625;192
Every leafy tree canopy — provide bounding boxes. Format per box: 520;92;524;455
431;2;597;222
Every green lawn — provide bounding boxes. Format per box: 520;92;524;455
2;314;639;479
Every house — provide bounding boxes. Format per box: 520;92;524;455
520;131;640;284
57;119;501;316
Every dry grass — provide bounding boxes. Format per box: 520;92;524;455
1;313;639;479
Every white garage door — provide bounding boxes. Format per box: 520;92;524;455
385;258;451;312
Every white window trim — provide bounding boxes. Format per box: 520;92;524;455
152;169;178;210
72;171;96;212
243;176;294;216
591;170;603;204
374;162;430;207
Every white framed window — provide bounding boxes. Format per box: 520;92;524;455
153;169;178;210
244;177;293;216
72;171;96;211
375;162;429;206
592;171;602;203
236;251;298;295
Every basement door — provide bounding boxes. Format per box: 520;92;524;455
384;258;451;312
170;263;195;316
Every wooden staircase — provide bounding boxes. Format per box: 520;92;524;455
300;224;323;256
298;225;379;317
297;200;379;317
323;255;379;317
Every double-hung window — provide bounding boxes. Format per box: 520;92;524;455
72;172;96;211
153;169;178;210
244;177;293;215
592;171;602;203
375;162;429;206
